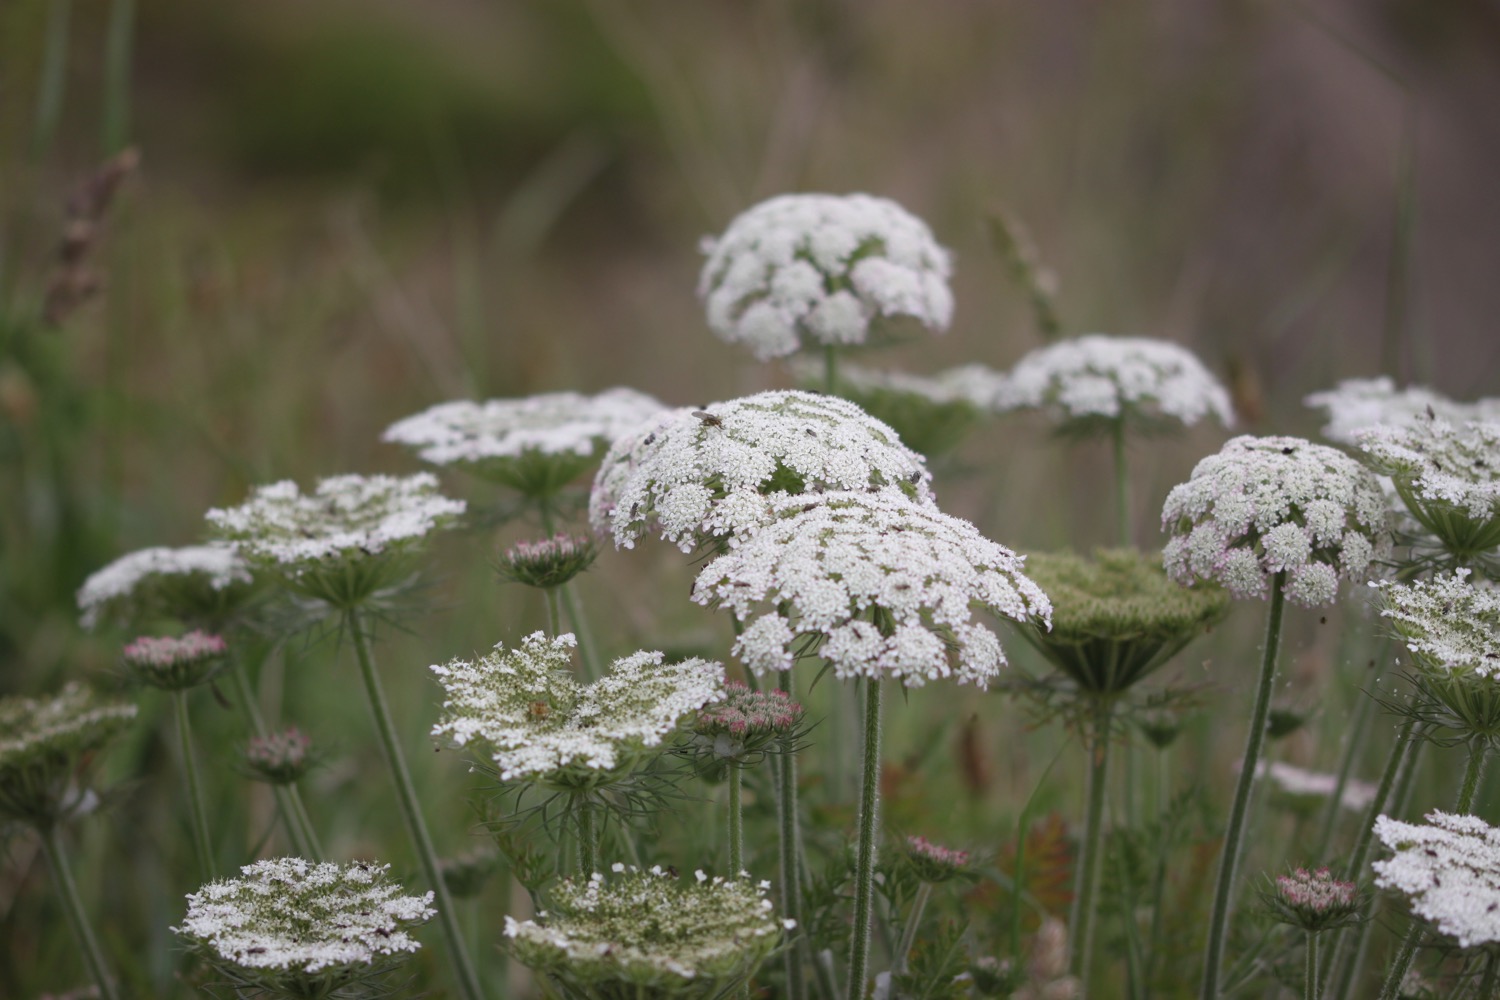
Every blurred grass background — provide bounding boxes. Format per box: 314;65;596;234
3;0;1500;996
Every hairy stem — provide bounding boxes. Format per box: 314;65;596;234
174;690;214;882
777;667;808;1000
1112;418;1130;547
561;582;603;681
346;611;485;1000
1201;574;1286;1000
1305;932;1320;1000
578;798;600;876
40;824;122;1000
1070;696;1114;985
544;586;562;637
848;678;884;1000
728;765;744;875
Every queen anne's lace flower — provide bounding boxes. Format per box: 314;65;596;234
995;335;1234;429
122;631;228;690
1379;572;1500;678
692;491;1051;687
1254;760;1377;813
496;533;598;589
173;858;435;991
905;836;972;883
1268;868;1362;932
1305;377;1500;446
0;683;136;824
699;193;953;361
383;389;664;495
430;632;724;786
77;545;253;630
1161;436;1390;607
245;727;314;785
592;390;933;553
1373;811;1500;948
505;867;789;995
207;473;465;574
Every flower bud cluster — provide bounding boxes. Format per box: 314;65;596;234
245;727;314;785
691;682;803;762
0;683;136;825
905;835;972;883
496;533;598;590
121;631;228;691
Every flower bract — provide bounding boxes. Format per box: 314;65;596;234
382;389;664;498
1373;810;1500;948
592;390;933;553
698;193;953;361
1161;435;1390;607
692;490;1051;687
430;632;724;788
496;533;598;590
0;683;136;826
505;867;790;998
1267;867;1361;933
173;858;435;997
77;544;253;631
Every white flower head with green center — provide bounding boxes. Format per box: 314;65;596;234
382;389;665;497
206;473;464;604
430;632;725;787
698;193;953;361
1305;376;1500;446
505;866;790;996
591;390;933;554
173;858;435;992
77;544;253;631
0;683;137;825
1379;572;1500;679
1255;760;1377;813
692;491;1051;687
1161;436;1390;607
1356;417;1500;560
995;334;1234;430
1373;810;1500;948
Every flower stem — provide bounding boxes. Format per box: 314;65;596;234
777;668;808;1000
578;798;600;876
346;611;485;1000
823;345;838;395
39;824;121;1000
561;582;603;681
1305;932;1320;1000
1201;572;1286;1000
848;677;884;1000
226;656;322;859
895;880;934;976
544;586;562;637
728;765;744;875
1070;696;1114;985
174;690;215;883
1112;418;1130;547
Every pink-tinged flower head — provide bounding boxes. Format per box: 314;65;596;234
122;631;228;690
1269;867;1361;932
691;682;804;762
906;835;973;883
496;533;598;590
245;727;314;785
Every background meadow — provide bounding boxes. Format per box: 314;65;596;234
3;1;1500;997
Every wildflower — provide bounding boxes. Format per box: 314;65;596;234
120;631;228;691
995;334;1234;431
698;193;953;361
1356;416;1500;561
495;533;598;590
173;858;435;995
1016;548;1227;695
77;544;253;631
0;683;136;826
592;390;933;554
692;490;1051;687
244;727;315;786
690;682;804;763
1161;435;1390;607
505;866;790;996
430;632;724;788
1253;760;1378;813
904;835;972;884
1372;811;1500;948
382;389;664;498
206;473;465;607
1305;376;1500;446
1265;867;1362;932
440;845;501;900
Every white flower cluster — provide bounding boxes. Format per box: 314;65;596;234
207;473;465;570
505;866;789;991
1305;377;1500;446
790;357;1010;410
995;334;1234;428
699;193;953;361
383;389;664;468
1255;760;1377;813
1378;572;1500;678
1356;417;1500;523
0;682;137;774
1373;811;1500;948
430;632;724;785
592;390;933;553
77;545;252;630
173;858;435;982
1161;436;1390;607
692;491;1051;687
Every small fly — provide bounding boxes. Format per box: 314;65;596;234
692;410;723;428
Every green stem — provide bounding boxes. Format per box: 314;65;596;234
346;611;485;1000
32;0;71;158
1456;739;1486;814
848;678;884;1000
1305;932;1320;1000
895;881;934;976
227;653;322;859
1201;573;1286;1000
561;582;603;681
1070;697;1114;984
544;586;562;637
728;766;744;875
101;0;134;154
824;345;838;395
1112;419;1130;547
174;690;214;883
39;825;121;1000
578;798;599;876
777;669;808;1000
1313;689;1376;862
